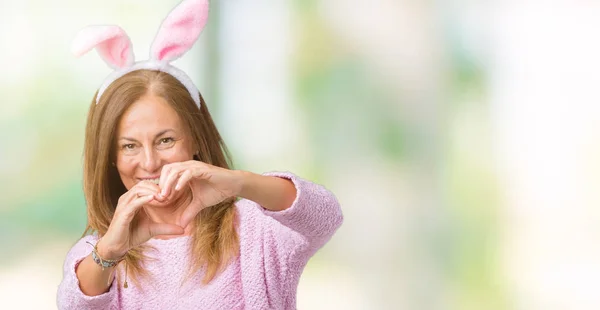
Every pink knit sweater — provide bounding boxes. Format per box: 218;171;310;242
56;172;343;310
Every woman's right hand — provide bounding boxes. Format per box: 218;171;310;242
96;181;185;260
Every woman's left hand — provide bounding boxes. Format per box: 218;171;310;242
157;160;244;228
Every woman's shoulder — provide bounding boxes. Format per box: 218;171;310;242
234;198;261;221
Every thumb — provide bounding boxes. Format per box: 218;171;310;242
148;223;185;237
179;196;205;229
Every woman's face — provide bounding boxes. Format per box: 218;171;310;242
115;94;194;206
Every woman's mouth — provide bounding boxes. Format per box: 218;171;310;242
138;177;160;185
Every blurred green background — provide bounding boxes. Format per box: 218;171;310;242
2;1;600;309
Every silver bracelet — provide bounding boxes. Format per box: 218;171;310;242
86;241;124;271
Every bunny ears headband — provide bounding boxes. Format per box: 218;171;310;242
71;0;208;107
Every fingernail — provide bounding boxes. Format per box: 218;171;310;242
175;184;180;191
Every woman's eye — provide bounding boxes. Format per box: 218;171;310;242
157;137;176;149
122;144;135;150
160;137;174;144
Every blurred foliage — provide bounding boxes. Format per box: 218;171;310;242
442;25;507;309
294;2;406;185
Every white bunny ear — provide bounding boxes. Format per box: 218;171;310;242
71;25;135;69
150;0;209;63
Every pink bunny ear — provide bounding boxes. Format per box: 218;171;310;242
71;25;135;69
150;0;209;63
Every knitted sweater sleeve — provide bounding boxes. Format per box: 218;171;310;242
56;234;119;310
236;171;343;309
259;171;344;257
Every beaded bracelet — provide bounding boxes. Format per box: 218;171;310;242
86;240;129;288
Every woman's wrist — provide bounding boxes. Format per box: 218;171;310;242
235;170;256;199
235;171;296;212
96;238;123;261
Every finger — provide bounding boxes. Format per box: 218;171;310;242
129;194;155;212
179;197;203;229
158;164;173;196
175;170;193;191
116;187;155;210
136;180;161;190
148;223;185;237
161;166;183;197
133;181;166;201
131;189;159;201
130;182;160;198
117;194;155;223
141;183;166;202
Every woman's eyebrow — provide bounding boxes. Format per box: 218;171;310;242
118;136;138;142
118;129;176;142
154;129;175;138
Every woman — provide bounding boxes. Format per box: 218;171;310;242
56;1;342;309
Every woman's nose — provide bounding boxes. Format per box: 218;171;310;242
140;147;161;172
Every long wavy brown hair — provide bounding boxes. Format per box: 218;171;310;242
81;69;239;287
